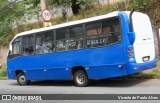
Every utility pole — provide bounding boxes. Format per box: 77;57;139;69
40;0;52;27
40;0;46;12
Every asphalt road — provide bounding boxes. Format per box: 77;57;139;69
0;79;160;103
0;79;160;94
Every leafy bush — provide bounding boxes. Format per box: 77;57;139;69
130;0;152;12
0;68;7;79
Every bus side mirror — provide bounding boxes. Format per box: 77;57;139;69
128;32;135;44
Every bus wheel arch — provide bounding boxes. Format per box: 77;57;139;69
72;66;89;87
15;70;30;86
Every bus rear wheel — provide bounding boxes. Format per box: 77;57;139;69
73;70;88;87
17;72;30;86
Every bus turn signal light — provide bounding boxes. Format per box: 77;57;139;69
129;53;134;56
128;48;133;51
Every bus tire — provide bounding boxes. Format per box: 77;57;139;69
17;72;30;86
73;70;88;87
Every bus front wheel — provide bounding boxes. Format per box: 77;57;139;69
73;70;88;87
17;72;30;86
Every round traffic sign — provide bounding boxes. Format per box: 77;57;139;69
42;9;52;22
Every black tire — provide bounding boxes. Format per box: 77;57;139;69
73;70;89;87
16;72;30;86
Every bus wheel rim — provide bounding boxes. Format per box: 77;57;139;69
76;73;85;85
19;75;26;84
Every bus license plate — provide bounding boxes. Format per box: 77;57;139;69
142;56;150;62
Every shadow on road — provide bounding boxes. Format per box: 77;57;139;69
30;80;74;86
89;79;150;87
14;78;151;87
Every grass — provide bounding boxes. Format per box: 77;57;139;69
122;60;160;79
128;70;160;79
0;67;7;80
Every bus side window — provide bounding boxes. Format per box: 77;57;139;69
102;18;121;45
12;37;22;55
70;25;84;49
56;25;84;52
35;31;54;54
56;28;70;51
86;23;102;37
22;35;34;55
86;22;102;48
44;31;54;53
35;33;44;54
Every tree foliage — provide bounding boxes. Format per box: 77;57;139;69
77;0;97;10
49;0;98;16
22;0;41;21
0;0;26;37
131;0;152;12
76;0;98;17
50;0;72;18
23;0;40;8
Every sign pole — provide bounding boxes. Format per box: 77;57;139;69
40;0;46;12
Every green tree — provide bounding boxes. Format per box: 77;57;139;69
0;1;13;36
49;0;72;19
0;0;26;35
49;0;98;16
76;0;98;17
0;0;28;46
131;0;152;12
23;0;41;22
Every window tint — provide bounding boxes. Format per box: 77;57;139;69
102;19;120;33
86;22;105;48
86;17;121;48
56;25;84;51
45;31;54;42
70;25;83;38
35;31;54;54
86;23;101;36
22;35;34;55
36;33;45;44
102;18;121;45
56;28;70;40
23;35;34;45
12;37;22;54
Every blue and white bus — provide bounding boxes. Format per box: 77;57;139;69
7;11;157;87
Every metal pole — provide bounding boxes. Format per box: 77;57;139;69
40;0;46;27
